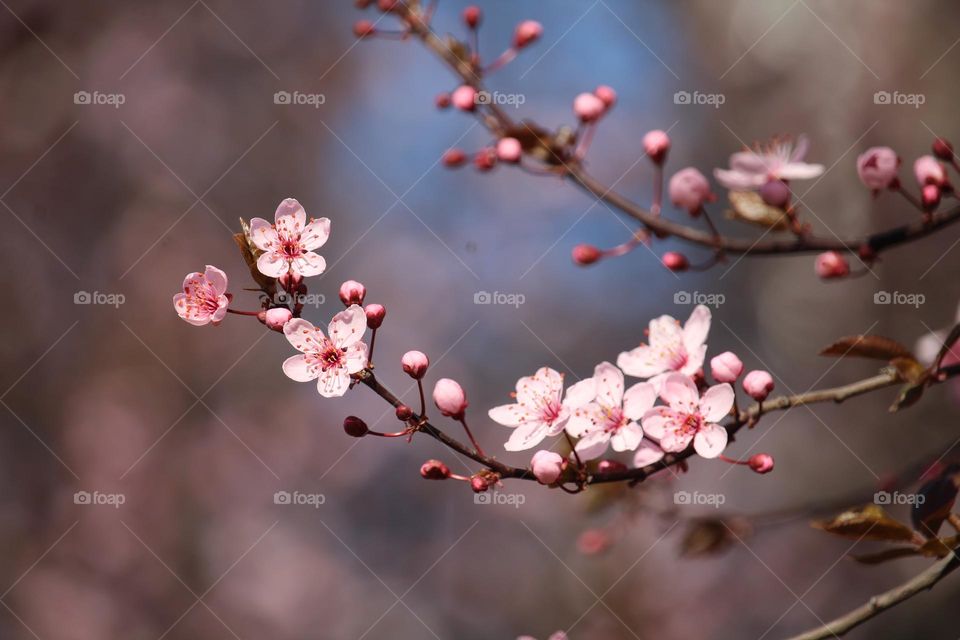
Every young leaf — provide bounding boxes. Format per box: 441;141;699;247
918;534;960;558
725;191;790;230
912;464;960;538
890;357;929;385
819;336;913;360
851;547;921;565
812;504;916;542
889;383;926;412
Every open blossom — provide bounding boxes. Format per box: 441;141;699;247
250;198;330;278
489;367;595;451
714;135;824;191
565;362;657;460
617;305;711;389
641;373;733;458
281;305;368;398
173;265;229;326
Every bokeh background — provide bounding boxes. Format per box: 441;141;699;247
2;1;960;638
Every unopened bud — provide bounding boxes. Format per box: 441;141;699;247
496;137;522;163
743;370;775;401
933;138;954;161
748;453;774;474
421;459;451;480
594;85;617;109
451;85;477;112
815;251;849;279
339;280;366;306
433;378;467;417
642;129;670;165
710;351;743;383
401;350;429;379
435;92;451;109
572;244;602;266
263;307;293;331
343;416;368;438
573;92;606;123
662;251;689;272
442;148;467;168
470;475;491;493
365;303;386;329
353;20;376;38
474;148;497;172
463;6;481;28
396;404;413;421
922;183;941;211
759;179;791;208
513;20;543;48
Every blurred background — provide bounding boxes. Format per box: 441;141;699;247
1;0;960;638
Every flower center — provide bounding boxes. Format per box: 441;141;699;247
679;412;703;436
281;238;302;259
313;340;345;371
601;405;626;433
532;393;562;424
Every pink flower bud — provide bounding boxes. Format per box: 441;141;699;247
577;529;611;556
914;155;947;186
815;251;849;279
571;243;602;266
669;167;714;214
433;378;467;418
377;0;398;12
451;85;477;112
759;179;791;208
710;351;743;383
463;6;481;28
748;453;774;474
642;130;670;165
597;459;628;474
857;147;900;191
435;92;451;109
922;184;941;211
396;405;413;421
513;20;543;48
594;85;617;109
933;138;954;161
474;148;497;172
364;303;386;329
353;20;376;38
263;307;293;331
531;450;564;485
343;416;368;438
662;251;688;272
743;370;775;401
401;350;429;379
339;280;366;306
496;137;522;163
573;92;606;123
470;475;491;493
421;459;451;480
442;148;467;168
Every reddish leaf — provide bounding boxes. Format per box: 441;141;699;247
819;335;912;360
813;504;916;542
912;464;960;538
851;547;921;564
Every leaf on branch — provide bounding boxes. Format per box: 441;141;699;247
918;534;960;558
725;191;790;230
890;357;930;385
679;517;752;557
851;547;921;564
912;464;960;538
812;504;916;543
819;335;913;361
889;383;926;412
935;323;960;370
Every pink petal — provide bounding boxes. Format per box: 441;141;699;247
617;345;668;378
504;422;548;451
203;265;228;294
693;423;728;458
210;295;229;323
661;373;699;413
300;217;331;251
648;314;684;349
659;428;693;453
290;251;326;278
274;198;307;233
257;251;289;278
574;430;611;460
640;407;674;439
682;305;711;354
489;403;529;427
249;218;278;251
610;421;643;452
681;344;708;377
730;150;768;174
714;168;764;191
181;271;204;293
593;361;624;408
329;305;366;348
317;367;350;398
344;341;368;374
778;162;824;181
699;383;734;422
566;404;602;437
622;382;657;421
633;440;665;467
516;369;554;406
282;354;319;382
284;318;325;353
790;135;810;162
563;377;596;409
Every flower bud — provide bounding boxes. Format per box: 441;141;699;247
264;307;293;331
857;147;900;191
743;370;775;401
339;280;366;306
914;155;947;186
748;453;774;474
451;85;477;112
669;167;713;215
577;529;611;555
571;243;602;266
396;404;413;421
353;20;376;38
513;20;543;48
377;0;398;12
642;129;670;165
933;138;954;161
343;416;368;438
435;92;451;109
759;179;791;208
710;351;743;383
573;92;606;123
531;450;564;484
815;251;849;279
401;350;429;379
442;148;467;168
470;475;491;493
433;378;467;418
496;137;522;163
594;85;617;109
420;459;451;480
365;303;386;329
474;148;497;172
596;459;628;474
922;184;941;211
662;251;688;272
463;6;481;28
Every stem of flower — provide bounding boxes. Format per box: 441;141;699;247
459;416;487;457
226;308;261;317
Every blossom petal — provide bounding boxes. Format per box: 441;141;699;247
659;428;693;453
730;150;768;174
633;440;665;467
256;251;289;278
693;423;728;458
699;383;734;422
779;162;824;181
290;251;326;278
329;305;366;348
282;354;319;382
203;265;228;294
284;318;325;354
249;218;279;251
622;382;657;421
640;407;671;439
300;217;331;251
617;345;668;379
563;377;596;408
516;368;558;406
274;198;307;235
317;367;351;398
504;422;548;451
682;305;711;354
593;361;624;408
681;344;708;377
210;295;229;324
661;373;699;413
610;421;643;452
566;404;602;437
489;403;530;427
173;293;209;326
344;341;368;374
574;430;610;460
714;168;764;191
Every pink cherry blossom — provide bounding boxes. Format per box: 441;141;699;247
641;373;733;458
531;450;564;484
668;167;714;214
714;135;824;191
633;440;665;467
856;146;899;191
173;265;229;326
249;198;330;278
565;362;656;460
281;305;368;398
573;92;606;122
434;378;468;418
743;370;775;401
617;305;711;389
489;367;595;451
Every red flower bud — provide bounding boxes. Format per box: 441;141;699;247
365;303;386;329
421;460;451;480
572;244;602;266
343;416;368;438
